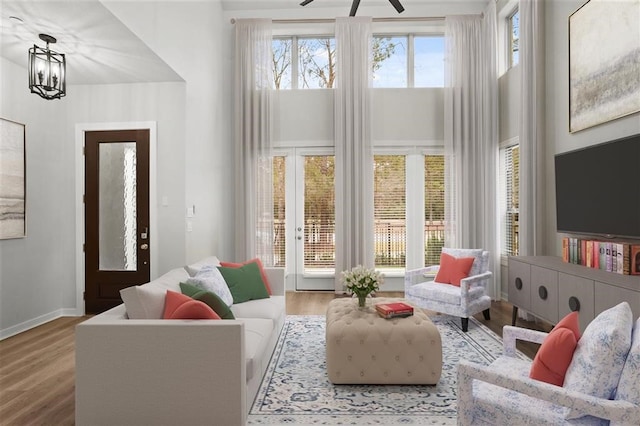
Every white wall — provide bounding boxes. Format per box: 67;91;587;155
544;0;640;257
0;58;74;337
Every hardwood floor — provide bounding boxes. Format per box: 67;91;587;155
0;293;551;425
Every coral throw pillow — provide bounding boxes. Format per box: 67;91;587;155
162;290;221;320
529;311;581;386
220;258;272;295
434;252;475;286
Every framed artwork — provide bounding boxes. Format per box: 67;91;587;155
569;0;640;133
0;118;26;239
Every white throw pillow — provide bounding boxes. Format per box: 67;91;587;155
611;317;640;426
186;265;233;306
563;302;633;419
184;256;221;277
120;285;167;319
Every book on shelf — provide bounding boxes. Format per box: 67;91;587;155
375;302;414;318
561;238;636;275
631;245;640;276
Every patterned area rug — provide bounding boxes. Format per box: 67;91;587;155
248;314;529;425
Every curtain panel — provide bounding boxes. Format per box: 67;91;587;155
334;16;375;292
518;0;546;256
234;19;275;265
444;5;500;299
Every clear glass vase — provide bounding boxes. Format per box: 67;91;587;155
357;294;367;308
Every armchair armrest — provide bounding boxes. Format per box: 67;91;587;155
459;271;492;293
404;265;439;291
457;360;640;425
502;325;548;357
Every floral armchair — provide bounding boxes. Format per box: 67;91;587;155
457;302;640;425
404;248;492;332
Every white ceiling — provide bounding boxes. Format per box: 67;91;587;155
0;0;487;86
0;1;184;85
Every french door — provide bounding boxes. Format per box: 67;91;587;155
274;149;335;291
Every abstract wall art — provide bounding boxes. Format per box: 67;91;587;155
0;118;26;239
569;0;640;132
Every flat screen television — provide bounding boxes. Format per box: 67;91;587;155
555;133;640;239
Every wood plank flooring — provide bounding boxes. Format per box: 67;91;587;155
0;293;551;425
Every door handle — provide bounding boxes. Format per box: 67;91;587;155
140;243;149;250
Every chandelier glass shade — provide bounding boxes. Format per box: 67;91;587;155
28;34;66;100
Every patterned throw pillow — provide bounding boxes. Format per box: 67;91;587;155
611;317;640;426
563;302;633;419
185;265;234;306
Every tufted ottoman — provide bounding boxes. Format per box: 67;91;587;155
325;297;442;384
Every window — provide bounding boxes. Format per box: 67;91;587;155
509;10;520;68
298;37;336;89
272;156;286;267
272;38;292;90
414;36;445;88
424;155;445;265
372;36;407;88
273;34;444;89
374;155;406;268
500;144;519;257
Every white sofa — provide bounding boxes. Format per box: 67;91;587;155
75;257;286;426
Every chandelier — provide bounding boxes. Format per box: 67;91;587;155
28;34;66;100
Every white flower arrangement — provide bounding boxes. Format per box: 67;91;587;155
341;265;384;298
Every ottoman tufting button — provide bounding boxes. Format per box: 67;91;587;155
395;355;400;362
384;371;388;377
348;355;352;361
419;355;424;362
407;371;412;376
407;339;412;345
431;340;436;345
371;355;376;361
360;371;364;377
360;339;364;345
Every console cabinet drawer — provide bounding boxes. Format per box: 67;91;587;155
508;259;531;311
558;273;594;333
595;282;640;320
531;266;559;324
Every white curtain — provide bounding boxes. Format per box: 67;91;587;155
444;5;500;299
234;19;274;265
334;16;375;292
519;0;546;256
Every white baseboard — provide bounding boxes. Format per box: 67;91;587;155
0;308;82;341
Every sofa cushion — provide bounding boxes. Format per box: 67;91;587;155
144;267;190;292
185;265;233;307
184;256;221;277
434;252;475;286
612;317;640;426
231;295;286;328
529;311;581;386
242;318;274;383
221;258;273;295
162;291;220;320
563;302;633;419
180;282;235;320
218;262;270;304
120;285;167;319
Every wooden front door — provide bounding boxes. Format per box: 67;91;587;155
84;129;150;314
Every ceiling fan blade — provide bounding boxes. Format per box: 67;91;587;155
388;0;405;14
349;0;361;16
300;0;314;6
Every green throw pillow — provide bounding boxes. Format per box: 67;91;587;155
217;262;270;304
179;282;235;320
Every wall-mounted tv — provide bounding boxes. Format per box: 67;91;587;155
555;133;640;240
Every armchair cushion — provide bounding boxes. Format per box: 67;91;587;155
530;311;581;386
434;252;474;286
563;302;633;419
409;281;485;305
